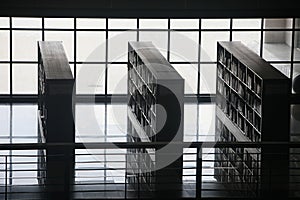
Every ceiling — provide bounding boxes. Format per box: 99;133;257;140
1;0;300;18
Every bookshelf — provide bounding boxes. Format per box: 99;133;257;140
127;41;184;197
215;41;290;197
37;41;75;198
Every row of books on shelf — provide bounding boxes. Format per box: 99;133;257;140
215;156;256;188
247;71;262;96
129;53;157;94
218;52;262;97
129;50;137;67
218;47;231;68
128;100;156;137
217;77;261;115
127;172;155;191
128;78;157;116
221;58;247;85
245;150;260;176
245;122;261;142
38;64;46;95
217;98;261;142
128;102;157;139
217;111;261;143
219;70;252;106
128;67;157;100
217;94;261;136
215;150;260;189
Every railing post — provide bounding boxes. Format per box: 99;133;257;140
196;147;202;199
125;172;127;199
137;172;140;199
5;155;8;200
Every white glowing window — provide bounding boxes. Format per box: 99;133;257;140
12;31;42;61
12;64;37;94
77;31;106;62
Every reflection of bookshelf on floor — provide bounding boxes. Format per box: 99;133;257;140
127;41;184;197
215;41;290;198
37;41;75;198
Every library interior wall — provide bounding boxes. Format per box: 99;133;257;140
264;19;291;44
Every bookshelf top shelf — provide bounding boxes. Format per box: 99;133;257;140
38;41;74;81
129;41;183;81
218;41;289;81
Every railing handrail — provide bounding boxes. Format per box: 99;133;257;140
0;141;300;150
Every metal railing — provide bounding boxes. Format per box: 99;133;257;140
0;141;300;199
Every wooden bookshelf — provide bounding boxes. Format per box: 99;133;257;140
127;41;184;197
37;41;75;199
215;41;290;197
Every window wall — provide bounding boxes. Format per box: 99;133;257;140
0;17;299;96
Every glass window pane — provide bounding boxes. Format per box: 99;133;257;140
0;64;10;94
292;64;300;94
201;19;230;29
0;105;10;137
199;104;215;138
12;104;37;137
45;31;74;62
108;31;137;62
76;18;106;29
233;18;261;29
12;64;37;94
173;64;198;94
232;31;261;55
13;31;41;61
296;18;300;29
294;31;300;61
139;19;168;29
12;17;42;28
183;104;198;138
107;104;127;137
76;64;105;94
264;18;292;29
44;18;74;29
170;31;199;62
0;31;9;61
272;63;291;78
75;104;105;142
139;31;168;58
108;64;127;94
76;31;106;62
0;17;9;28
201;31;230;62
200;64;216;94
171;19;199;29
108;19;137;29
263;31;292;61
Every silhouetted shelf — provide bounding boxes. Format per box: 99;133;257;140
127;41;184;195
38;41;74;143
215;41;290;197
37;41;75;192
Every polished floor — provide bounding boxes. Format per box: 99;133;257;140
0;102;216;188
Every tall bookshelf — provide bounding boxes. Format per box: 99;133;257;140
215;41;290;197
37;41;75;199
127;41;184;197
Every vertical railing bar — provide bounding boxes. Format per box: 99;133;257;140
125;169;127;199
5;155;8;200
137;171;140;199
196;147;202;199
256;152;260;197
